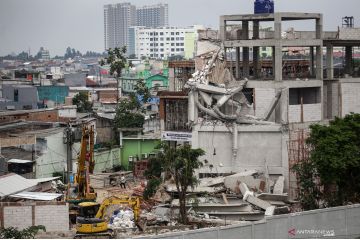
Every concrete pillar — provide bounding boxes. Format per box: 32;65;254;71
219;16;226;41
316;45;323;80
236;47;240;79
274;13;282;40
310;46;315;77
345;46;353;75
253;20;260;79
274;46;282;81
242;21;250;78
326;45;334;79
272;46;275;78
316;16;323;39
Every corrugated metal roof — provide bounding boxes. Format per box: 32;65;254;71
9;191;62;201
0;173;37;198
29;176;60;184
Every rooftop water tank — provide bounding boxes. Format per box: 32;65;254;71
254;0;274;14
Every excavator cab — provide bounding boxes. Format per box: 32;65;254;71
75;202;112;238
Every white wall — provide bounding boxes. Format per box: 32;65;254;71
341;80;360;117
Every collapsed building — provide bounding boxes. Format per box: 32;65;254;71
185;12;360;199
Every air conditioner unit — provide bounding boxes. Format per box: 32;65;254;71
128;156;133;162
141;153;148;159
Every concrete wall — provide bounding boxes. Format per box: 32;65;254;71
141;204;360;239
254;88;275;121
340;78;360;117
192;124;288;177
323;80;340;119
0;202;69;232
288;104;322;123
93;148;121;172
120;138;159;170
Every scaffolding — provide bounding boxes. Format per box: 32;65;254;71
287;129;311;200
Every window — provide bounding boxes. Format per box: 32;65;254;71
171;43;175;46
176;43;180;46
166;37;170;41
160;32;164;35
171;32;174;35
176;37;179;41
176;48;180;51
180;48;184;51
171;48;175;52
150;43;153;46
150;32;153;36
150;38;153;41
176;32;180;35
262;47;267;51
171;37;174;41
14;89;18;102
160;43;164;46
160;37;164;41
160;48;164;52
289;87;321;105
180;37;184;40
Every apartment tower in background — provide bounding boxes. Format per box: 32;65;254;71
104;3;168;51
104;3;136;50
136;4;169;28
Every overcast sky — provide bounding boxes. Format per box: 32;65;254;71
0;0;359;56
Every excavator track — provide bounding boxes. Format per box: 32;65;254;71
74;230;114;239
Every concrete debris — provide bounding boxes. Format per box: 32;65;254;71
224;170;274;193
273;176;285;194
152;186;172;203
239;182;275;216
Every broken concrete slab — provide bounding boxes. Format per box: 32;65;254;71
239;182;275;216
198;177;225;187
224;171;273;193
256;193;288;202
273;176;285;194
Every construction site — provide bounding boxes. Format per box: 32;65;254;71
1;0;360;239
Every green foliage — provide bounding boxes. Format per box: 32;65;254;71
72;92;92;113
154;142;205;224
114;97;144;129
143;178;162;200
134;80;151;104
100;47;127;78
294;113;360;209
0;225;46;239
292;160;321;210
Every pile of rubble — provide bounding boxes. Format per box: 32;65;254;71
141;170;290;231
109;208;136;229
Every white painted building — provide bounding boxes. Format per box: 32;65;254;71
129;26;204;59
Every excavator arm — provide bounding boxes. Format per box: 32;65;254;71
95;196;141;221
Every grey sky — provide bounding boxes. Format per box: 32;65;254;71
0;0;359;56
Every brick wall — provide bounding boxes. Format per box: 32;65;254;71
341;82;360;117
0;202;69;232
288;103;322;123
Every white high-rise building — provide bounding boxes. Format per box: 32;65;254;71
129;26;203;59
104;2;169;51
104;3;136;50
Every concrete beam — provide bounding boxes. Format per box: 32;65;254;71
242;21;250;78
224;39;322;48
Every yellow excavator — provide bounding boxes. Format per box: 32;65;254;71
66;125;97;224
74;196;141;238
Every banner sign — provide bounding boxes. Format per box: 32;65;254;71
161;131;192;142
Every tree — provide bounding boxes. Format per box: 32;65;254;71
100;47;127;103
134;80;151;104
0;225;46;239
293;113;360;209
114;95;144;130
72;92;92;113
154;142;205;224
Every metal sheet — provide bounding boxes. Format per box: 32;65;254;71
10;191;62;201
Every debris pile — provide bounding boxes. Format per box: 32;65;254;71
109;208;136;229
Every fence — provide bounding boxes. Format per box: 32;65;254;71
137;204;360;239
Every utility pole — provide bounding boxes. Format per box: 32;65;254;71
64;124;73;184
